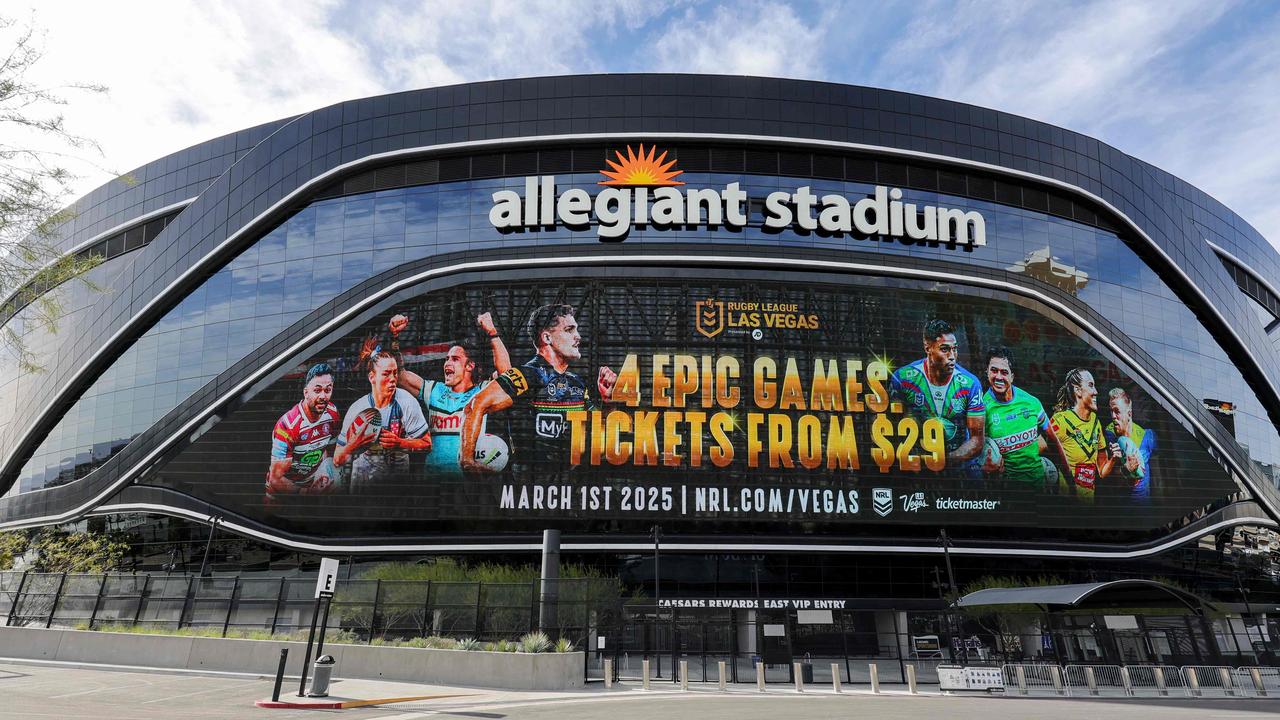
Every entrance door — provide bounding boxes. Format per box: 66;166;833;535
757;611;793;682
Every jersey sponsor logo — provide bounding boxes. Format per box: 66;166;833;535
299;423;334;443
994;427;1039;452
431;413;463;432
1073;463;1097;490
536;413;565;438
503;368;529;395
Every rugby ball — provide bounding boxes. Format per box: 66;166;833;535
982;437;1002;471
348;406;382;444
938;418;958;443
1041;457;1060;484
474;434;509;472
1117;436;1144;477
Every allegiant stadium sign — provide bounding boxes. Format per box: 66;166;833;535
488;144;987;246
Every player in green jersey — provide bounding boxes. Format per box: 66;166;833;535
980;347;1058;488
889;319;986;478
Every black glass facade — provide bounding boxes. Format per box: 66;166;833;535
0;76;1275;560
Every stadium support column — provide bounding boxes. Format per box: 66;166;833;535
539;530;560;635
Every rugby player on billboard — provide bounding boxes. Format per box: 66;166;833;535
458;303;617;474
1049;368;1116;500
979;347;1059;488
265;363;340;505
334;350;431;489
387;311;512;478
1106;388;1156;500
890;319;985;476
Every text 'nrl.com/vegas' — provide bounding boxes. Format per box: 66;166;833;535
488;144;987;246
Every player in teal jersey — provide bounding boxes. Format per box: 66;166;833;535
388;311;511;478
889;319;986;477
980;347;1056;486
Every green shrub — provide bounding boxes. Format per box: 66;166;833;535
553;637;575;653
519;630;551;653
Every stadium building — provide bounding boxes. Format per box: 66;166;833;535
2;75;1279;679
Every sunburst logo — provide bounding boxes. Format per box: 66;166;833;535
599;144;685;187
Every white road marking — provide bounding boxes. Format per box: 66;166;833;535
140;680;256;704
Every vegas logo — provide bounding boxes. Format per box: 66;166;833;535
695;298;726;339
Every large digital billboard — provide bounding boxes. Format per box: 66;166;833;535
157;271;1239;540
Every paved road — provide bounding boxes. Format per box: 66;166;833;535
2;661;1278;719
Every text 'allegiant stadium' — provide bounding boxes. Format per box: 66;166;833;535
489;178;987;246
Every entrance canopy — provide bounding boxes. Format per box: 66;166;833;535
955;580;1208;613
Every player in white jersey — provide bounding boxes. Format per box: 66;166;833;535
335;351;431;490
388;312;511;477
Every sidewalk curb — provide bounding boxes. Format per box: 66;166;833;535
255;699;343;710
254;693;471;710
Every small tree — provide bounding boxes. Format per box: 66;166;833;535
1;14;107;372
0;529;31;569
958;575;1065;662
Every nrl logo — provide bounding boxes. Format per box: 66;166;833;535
695;298;725;339
872;488;893;517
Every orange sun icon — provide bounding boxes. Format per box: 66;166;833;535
598;144;685;186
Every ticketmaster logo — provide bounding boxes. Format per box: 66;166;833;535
934;497;1000;511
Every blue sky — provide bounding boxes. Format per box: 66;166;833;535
15;0;1280;247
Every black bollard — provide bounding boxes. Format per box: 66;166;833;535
272;648;288;702
298;597;322;696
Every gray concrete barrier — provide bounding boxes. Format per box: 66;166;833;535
718;660;726;691
869;663;880;694
643;658;651;690
832;663;841;693
0;626;582;691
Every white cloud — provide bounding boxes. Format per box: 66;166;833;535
9;0;1280;248
649;2;826;78
18;0;679;202
874;0;1280;247
17;1;379;200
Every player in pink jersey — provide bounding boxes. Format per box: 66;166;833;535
265;363;340;504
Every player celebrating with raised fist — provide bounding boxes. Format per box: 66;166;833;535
890;319;986;477
387;311;512;478
459;303;616;474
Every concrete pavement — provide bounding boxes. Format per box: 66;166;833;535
1;658;1278;719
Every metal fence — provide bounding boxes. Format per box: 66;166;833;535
0;570;623;650
1000;662;1280;699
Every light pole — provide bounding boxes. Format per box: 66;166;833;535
197;515;222;578
1234;572;1260;665
652;524;662;678
939;529;963;664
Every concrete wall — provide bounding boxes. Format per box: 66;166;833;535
0;626;583;690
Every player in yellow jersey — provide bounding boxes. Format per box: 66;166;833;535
1048;368;1116;501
